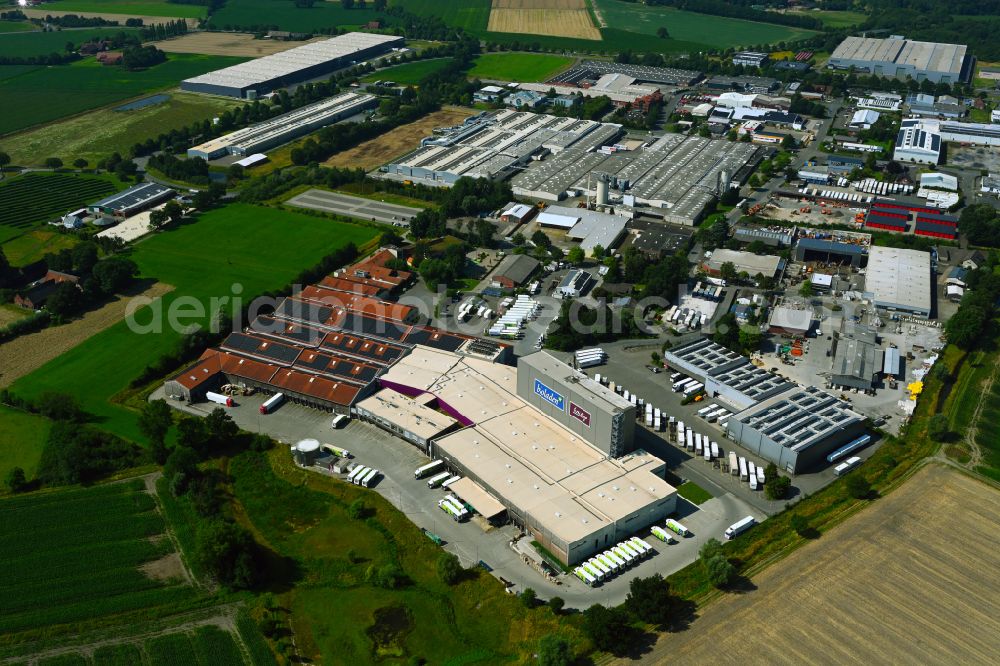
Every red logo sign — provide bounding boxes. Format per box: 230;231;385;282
569;402;591;427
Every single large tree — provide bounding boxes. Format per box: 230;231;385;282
139;399;173;463
626;573;673;625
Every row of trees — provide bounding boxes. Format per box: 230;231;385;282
945;251;1000;350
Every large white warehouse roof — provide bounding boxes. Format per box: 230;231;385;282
183;32;402;90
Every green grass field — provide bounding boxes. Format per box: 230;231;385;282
0;405;50;487
676;481;713;505
361;58;455;85
0;20;38;33
37;0;207;18
0;54;245;135
1;92;244;167
1;229;81;267
0;173;119;245
785;9;868;28
0;27;141;58
232;449;586;664
0;480;196;640
394;0;490;32
10;204;378;442
210;0;382;31
594;0;818;48
468;52;574;82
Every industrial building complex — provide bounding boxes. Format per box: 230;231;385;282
164;248;678;566
828;35;973;84
380;109;762;226
665;338;866;473
374;347;676;565
187;93;377;160
181;32;404;99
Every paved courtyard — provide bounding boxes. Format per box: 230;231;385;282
286;189;420;226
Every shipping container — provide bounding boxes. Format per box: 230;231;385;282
665;519;689;537
729;451;738;475
427;471;451;488
738;457;748;480
651;525;672;543
414;460;445;479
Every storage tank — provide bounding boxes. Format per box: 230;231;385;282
293;438;320;467
596;176;610;205
717;169;731;195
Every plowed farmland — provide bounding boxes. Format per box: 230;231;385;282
626;464;1000;666
488;0;601;40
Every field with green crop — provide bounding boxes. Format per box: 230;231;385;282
0;405;49;487
0;54;245;135
394;0;490;32
594;0;818;48
36;0;206;18
0;27;141;58
0;20;37;33
230;448;585;664
10;204;378;442
786;9;867;28
0;480;195;640
0;173;118;245
1;92;243;167
209;0;382;32
468;52;573;82
361;58;455;85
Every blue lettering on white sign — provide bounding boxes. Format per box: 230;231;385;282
534;379;565;411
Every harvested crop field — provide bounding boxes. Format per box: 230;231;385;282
0;281;173;388
153;31;326;57
323;107;475;170
488;0;601;40
20;7;198;27
629;464;1000;665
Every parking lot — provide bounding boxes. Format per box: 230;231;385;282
286;189;420;226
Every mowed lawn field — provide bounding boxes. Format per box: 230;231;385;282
31;0;207;19
210;0;382;31
0;405;50;487
0;27;141;58
0;480;196;640
629;464;1000;665
594;0;817;48
1;92;244;167
10;204;378;443
361;58;455;85
468;52;574;81
0;54;245;135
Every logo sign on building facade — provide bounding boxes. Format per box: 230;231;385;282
533;379;564;411
569;401;592;427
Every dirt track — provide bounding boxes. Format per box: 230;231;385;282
625;464;1000;665
0;282;173;388
323;107;475;171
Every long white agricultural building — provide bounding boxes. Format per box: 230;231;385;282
181;32;403;99
187;92;377;160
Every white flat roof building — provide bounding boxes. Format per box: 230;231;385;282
865;246;932;317
182;32;403;98
829;35;970;84
920;172;958;191
187;92;377;159
375;346;676;565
